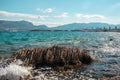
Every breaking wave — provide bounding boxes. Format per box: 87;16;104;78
0;60;31;80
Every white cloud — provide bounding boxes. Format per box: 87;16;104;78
36;8;54;13
0;10;48;20
45;8;53;13
1;10;119;27
75;13;82;17
0;10;38;19
75;13;115;24
75;13;106;19
38;15;48;20
28;20;63;27
55;12;69;18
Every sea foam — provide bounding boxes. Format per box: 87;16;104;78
0;60;31;80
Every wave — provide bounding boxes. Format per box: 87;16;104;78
0;60;31;80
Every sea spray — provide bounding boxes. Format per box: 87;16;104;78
0;61;53;80
0;60;31;80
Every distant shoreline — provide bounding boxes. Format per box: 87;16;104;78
1;29;120;32
28;29;120;32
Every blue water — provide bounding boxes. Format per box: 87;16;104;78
0;32;120;78
0;32;117;53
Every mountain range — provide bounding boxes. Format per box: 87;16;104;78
0;20;120;32
0;20;49;31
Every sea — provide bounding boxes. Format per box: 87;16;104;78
0;32;120;80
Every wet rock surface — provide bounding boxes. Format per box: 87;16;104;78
11;46;92;69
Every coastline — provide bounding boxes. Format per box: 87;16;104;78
28;29;120;32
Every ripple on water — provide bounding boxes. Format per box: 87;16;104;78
0;32;120;79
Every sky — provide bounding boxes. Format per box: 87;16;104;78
0;0;120;27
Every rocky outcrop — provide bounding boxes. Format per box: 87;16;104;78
11;46;92;68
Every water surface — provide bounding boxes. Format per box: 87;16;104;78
0;32;120;79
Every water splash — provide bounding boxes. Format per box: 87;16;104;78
0;60;31;80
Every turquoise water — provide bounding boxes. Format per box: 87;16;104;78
0;32;120;78
0;32;117;54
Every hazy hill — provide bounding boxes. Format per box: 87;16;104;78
35;25;49;30
0;20;49;31
0;20;120;31
53;23;118;30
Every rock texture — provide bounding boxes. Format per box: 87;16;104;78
99;74;120;80
10;46;92;68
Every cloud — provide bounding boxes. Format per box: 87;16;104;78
28;20;63;27
45;8;53;13
55;12;69;18
0;10;48;20
75;13;106;19
75;13;114;24
0;10;38;19
36;8;54;13
0;10;118;27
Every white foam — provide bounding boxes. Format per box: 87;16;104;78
99;43;120;54
0;60;53;80
0;60;31;80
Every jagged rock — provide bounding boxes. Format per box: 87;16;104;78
10;46;92;68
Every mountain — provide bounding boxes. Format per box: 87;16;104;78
36;25;49;30
53;23;119;30
0;20;49;31
0;20;120;32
